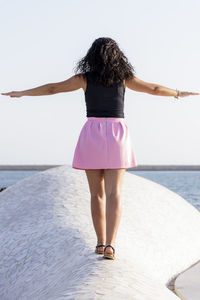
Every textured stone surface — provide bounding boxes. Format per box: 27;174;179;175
0;165;200;299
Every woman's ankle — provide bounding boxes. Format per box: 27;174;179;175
105;242;115;247
97;240;105;245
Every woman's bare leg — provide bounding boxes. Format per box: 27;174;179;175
104;168;126;255
85;169;106;251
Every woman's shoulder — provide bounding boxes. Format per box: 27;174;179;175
75;73;87;93
76;72;126;90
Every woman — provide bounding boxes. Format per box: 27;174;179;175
2;37;199;260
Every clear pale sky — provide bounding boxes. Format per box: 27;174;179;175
0;0;200;165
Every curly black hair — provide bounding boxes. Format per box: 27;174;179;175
73;37;136;87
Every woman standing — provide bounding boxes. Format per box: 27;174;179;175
2;37;199;260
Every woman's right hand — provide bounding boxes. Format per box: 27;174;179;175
1;91;24;98
179;91;200;98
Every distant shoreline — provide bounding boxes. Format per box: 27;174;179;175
0;165;200;171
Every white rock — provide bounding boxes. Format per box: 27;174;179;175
0;165;200;300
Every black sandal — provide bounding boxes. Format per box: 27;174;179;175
95;244;105;254
103;244;115;260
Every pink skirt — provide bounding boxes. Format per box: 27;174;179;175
72;117;137;170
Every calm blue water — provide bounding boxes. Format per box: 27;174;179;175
0;170;40;188
0;170;200;211
130;170;200;211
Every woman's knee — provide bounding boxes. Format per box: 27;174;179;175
85;169;105;198
104;169;125;196
106;191;121;201
91;194;105;202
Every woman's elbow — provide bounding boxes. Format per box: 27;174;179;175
48;84;56;95
145;86;159;95
153;86;159;95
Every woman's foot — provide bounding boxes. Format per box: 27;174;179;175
95;243;105;254
103;244;115;259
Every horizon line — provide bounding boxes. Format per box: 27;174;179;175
0;164;200;170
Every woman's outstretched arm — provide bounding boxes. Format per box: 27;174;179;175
1;74;83;98
125;76;200;98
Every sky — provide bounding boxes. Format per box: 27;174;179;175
0;0;200;166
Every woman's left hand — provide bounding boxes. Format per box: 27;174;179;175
1;91;24;98
179;91;200;98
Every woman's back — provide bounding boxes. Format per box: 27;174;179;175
84;75;126;118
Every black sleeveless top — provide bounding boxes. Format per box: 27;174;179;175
84;76;125;118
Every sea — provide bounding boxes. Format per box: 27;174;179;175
0;170;200;211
